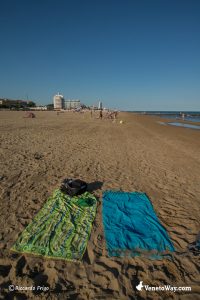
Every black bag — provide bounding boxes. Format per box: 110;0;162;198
61;179;87;196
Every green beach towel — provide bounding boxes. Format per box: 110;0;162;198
11;189;97;261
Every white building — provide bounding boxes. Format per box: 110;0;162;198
30;106;47;110
53;93;64;110
65;99;81;110
98;101;102;110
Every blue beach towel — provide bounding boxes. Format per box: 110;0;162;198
102;191;175;258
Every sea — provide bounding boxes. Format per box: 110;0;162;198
131;111;200;123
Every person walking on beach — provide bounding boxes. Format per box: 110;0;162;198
99;109;103;120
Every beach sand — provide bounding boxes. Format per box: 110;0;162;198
0;111;200;299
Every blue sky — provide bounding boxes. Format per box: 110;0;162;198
0;0;200;110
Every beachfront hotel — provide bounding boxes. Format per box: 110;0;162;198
53;93;65;110
53;93;81;110
65;99;81;110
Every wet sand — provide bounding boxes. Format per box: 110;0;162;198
0;111;200;299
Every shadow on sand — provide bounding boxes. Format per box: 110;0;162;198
87;181;104;192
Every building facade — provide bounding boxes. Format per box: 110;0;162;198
53;93;64;110
65;99;81;110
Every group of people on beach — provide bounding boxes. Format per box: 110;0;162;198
56;108;119;121
96;109;118;120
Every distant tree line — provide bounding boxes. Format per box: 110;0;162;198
0;99;36;110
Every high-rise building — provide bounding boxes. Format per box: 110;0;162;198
53;93;64;110
65;99;81;110
98;101;102;110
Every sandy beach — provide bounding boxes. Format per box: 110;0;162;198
0;111;200;300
